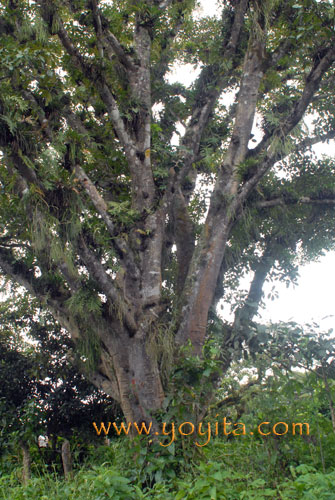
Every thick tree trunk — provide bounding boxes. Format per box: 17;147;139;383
113;337;164;426
93;321;165;428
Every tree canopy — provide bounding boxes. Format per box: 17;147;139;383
1;0;335;424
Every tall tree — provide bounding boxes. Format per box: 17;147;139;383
1;0;335;425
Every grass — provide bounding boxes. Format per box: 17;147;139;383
1;436;335;500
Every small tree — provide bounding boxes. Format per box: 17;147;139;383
0;292;119;470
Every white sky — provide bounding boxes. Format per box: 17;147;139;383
261;253;335;331
169;0;335;334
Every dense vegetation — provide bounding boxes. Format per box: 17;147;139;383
1;301;335;497
1;358;335;498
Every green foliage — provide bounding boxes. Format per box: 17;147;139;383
66;286;102;319
2;320;335;497
1;444;335;499
0;292;120;472
107;200;139;226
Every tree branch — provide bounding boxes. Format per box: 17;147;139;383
172;187;195;294
292;129;335;154
77;236;137;335
152;10;187;87
284;45;335;134
85;368;120;402
74;165;116;236
257;196;335;209
90;0;104;58
233;244;275;334
89;1;137;71
74;165;140;279
178;0;249;185
249;43;335;160
0;246;82;342
38;1;135;156
103;31;137;71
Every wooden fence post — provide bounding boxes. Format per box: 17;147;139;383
19;440;31;485
61;439;73;480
